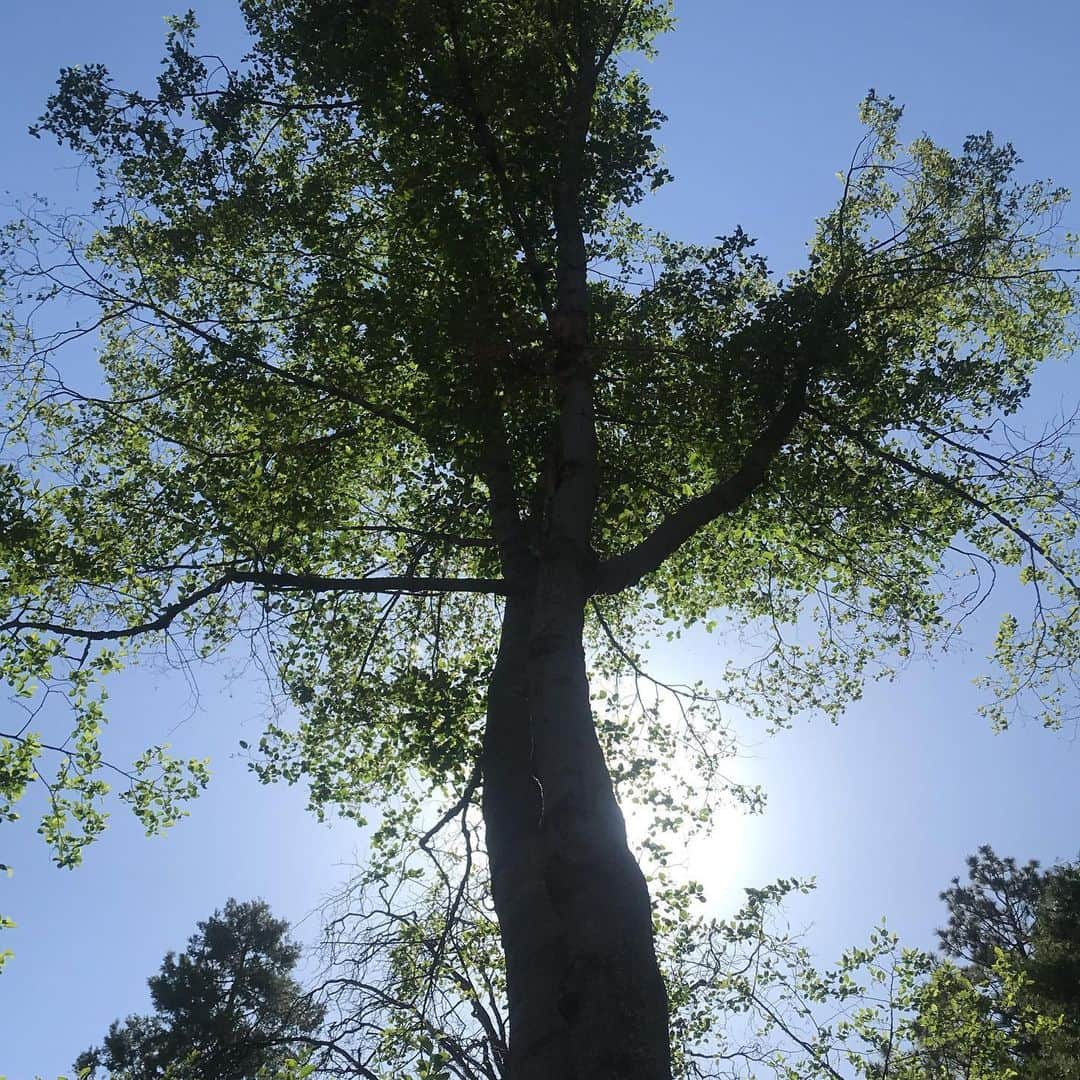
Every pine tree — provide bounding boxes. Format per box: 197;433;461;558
76;900;324;1080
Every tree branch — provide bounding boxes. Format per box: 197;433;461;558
443;0;554;317
27;236;427;443
418;763;482;849
594;0;634;75
811;408;1080;598
2;571;508;642
1;575;236;642
593;372;810;595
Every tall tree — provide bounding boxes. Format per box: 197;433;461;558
76;899;326;1080
932;846;1080;1077
1;3;1078;1077
937;846;1045;968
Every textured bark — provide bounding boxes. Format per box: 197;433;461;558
483;594;573;1078
530;560;672;1080
482;580;672;1080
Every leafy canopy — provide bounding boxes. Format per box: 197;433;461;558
0;2;1076;903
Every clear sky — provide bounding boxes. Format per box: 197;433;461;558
2;2;1080;1076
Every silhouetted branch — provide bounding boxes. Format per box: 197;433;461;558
594;370;810;595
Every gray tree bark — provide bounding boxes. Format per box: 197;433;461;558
482;582;672;1080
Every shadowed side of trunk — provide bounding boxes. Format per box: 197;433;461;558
483;579;672;1079
483;594;575;1077
529;558;671;1080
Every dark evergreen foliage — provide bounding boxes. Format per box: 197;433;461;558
934;846;1080;1078
75;899;324;1080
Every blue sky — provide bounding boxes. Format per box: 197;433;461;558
2;1;1080;1076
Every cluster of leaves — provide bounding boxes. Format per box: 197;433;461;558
658;846;1080;1079
1;328;211;870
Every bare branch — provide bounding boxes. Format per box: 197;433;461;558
419;764;483;849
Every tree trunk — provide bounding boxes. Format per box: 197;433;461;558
484;593;575;1077
483;573;672;1079
479;42;670;1073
